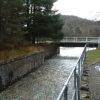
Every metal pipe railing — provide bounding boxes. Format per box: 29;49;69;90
61;37;100;43
57;44;87;100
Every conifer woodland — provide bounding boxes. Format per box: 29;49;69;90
0;0;64;50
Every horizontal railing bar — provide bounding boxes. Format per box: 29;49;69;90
63;37;99;38
61;37;100;45
57;65;76;100
57;85;66;100
62;37;99;40
64;44;87;85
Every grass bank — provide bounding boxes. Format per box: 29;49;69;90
0;45;43;63
86;48;100;66
80;48;100;100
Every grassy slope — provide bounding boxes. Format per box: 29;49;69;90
0;45;43;63
86;49;100;65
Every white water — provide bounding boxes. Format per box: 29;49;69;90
60;47;84;57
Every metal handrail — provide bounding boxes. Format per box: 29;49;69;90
57;44;87;100
61;37;100;43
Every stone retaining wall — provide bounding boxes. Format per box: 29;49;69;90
0;45;59;91
44;45;59;59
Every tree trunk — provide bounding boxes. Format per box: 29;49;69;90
31;33;35;44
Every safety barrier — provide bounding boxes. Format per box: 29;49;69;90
57;44;87;100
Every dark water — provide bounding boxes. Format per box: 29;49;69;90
0;47;84;100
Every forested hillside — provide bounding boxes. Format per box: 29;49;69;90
61;15;100;37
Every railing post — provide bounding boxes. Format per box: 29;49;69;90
64;86;68;100
77;60;81;100
98;37;100;48
74;37;75;42
81;56;84;75
80;58;82;76
75;37;77;42
86;37;87;42
76;74;80;100
78;61;81;79
82;46;86;74
74;68;77;100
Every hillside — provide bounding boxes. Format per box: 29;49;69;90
60;15;100;37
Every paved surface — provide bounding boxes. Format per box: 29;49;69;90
89;62;100;100
80;62;100;100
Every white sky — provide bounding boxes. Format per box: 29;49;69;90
53;0;100;20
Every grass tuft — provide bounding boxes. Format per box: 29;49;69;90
86;48;100;65
0;45;43;63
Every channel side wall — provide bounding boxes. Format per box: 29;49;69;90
0;45;59;91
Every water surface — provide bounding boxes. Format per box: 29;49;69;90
0;47;84;100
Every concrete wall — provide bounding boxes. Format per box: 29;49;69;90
0;52;44;90
44;45;59;59
0;45;59;91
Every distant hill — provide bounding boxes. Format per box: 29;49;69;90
60;15;100;37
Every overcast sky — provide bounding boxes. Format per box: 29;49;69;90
53;0;100;21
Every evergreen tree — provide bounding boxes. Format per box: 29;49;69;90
25;0;63;44
48;14;64;40
0;0;64;49
0;0;25;49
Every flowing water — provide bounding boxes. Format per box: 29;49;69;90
0;47;85;100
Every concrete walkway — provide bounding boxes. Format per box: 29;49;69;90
89;62;100;100
80;62;100;100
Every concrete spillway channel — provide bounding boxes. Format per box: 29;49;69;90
0;47;84;100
